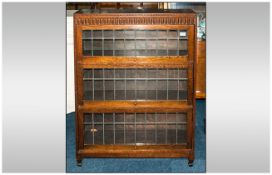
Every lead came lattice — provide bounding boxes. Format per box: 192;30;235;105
83;68;188;101
82;29;188;56
84;112;187;145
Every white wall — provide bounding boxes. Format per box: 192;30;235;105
66;14;75;114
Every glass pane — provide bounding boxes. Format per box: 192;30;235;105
177;124;187;144
146;40;157;49
147;69;157;78
166;113;176;122
167;124;177;144
105;80;114;100
93;40;102;50
82;40;92;56
179;40;188;51
104;124;114;144
104;69;114;78
83;80;93;100
125;113;135;122
115;124;124;144
115;30;124;39
157;40;167;50
157;124;166;144
115;69;125;78
145;30;157;39
136;40;145;49
84;125;93;144
146;124;156;144
84;113;93;123
82;30;92;39
168;30;178;38
125;30;135;39
93;113;103;123
168;40;178;50
147;79;156;100
94;79;103;100
135;30;145;38
93;30;102;39
157;30;167;38
125;40;135;50
136;124;145;143
136;113;145;122
177;113;187;123
104;30;113;39
93;124;103;144
125;124;135;144
115;40;125;50
104;39;113;50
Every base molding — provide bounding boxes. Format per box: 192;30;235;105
78;145;193;158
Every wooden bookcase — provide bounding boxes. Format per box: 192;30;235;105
74;9;197;167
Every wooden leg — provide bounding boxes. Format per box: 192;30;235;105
77;159;82;167
188;159;194;167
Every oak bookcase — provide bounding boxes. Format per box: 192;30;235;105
74;9;197;167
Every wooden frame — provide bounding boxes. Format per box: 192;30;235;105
74;9;197;167
196;39;206;98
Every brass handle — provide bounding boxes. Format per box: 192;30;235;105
90;128;97;133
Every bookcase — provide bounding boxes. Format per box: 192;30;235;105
74;9;197;167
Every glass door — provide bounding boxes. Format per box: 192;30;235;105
82;29;188;56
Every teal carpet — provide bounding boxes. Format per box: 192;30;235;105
66;100;206;172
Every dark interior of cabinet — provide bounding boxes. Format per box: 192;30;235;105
83;68;188;101
84;112;187;145
82;30;188;56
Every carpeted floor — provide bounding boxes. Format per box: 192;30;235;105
66;100;206;173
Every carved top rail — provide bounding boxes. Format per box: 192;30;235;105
74;9;196;26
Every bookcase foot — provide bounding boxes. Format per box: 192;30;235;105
77;159;82;167
188;159;194;167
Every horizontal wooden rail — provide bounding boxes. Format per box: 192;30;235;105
78;100;192;113
79;56;190;68
79;145;191;158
